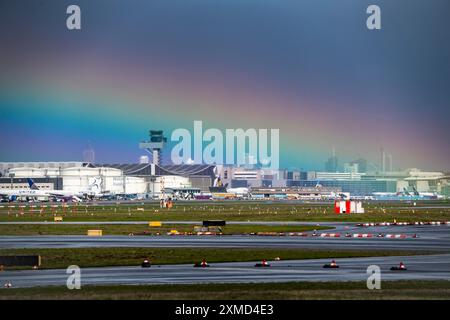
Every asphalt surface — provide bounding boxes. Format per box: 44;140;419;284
1;222;449;288
0;220;448;230
1;223;448;251
1;254;449;288
1;234;449;251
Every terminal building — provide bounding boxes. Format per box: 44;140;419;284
0;162;215;196
288;179;397;196
250;186;342;199
216;166;448;196
0;131;216;197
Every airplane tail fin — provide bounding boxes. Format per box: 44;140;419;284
27;178;40;190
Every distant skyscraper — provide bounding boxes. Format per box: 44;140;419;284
325;147;338;172
83;142;95;163
387;154;393;172
380;147;386;172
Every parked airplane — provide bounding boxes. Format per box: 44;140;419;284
25;178;83;202
27;178;111;201
411;186;443;199
372;187;442;200
212;175;250;196
226;187;250;196
0;187;49;202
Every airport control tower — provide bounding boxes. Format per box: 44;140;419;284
139;130;167;165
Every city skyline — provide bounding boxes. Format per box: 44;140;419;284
1;0;449;170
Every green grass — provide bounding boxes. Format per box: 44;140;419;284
0;224;329;236
1;281;449;300
0;247;428;269
0;201;449;222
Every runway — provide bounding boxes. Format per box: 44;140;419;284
1;234;449;251
1;223;449;288
1;223;449;251
1;254;449;288
1;220;448;231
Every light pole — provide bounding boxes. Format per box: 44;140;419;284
9;173;15;189
150;177;156;199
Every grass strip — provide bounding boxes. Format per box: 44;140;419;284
1;280;449;300
0;247;429;269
